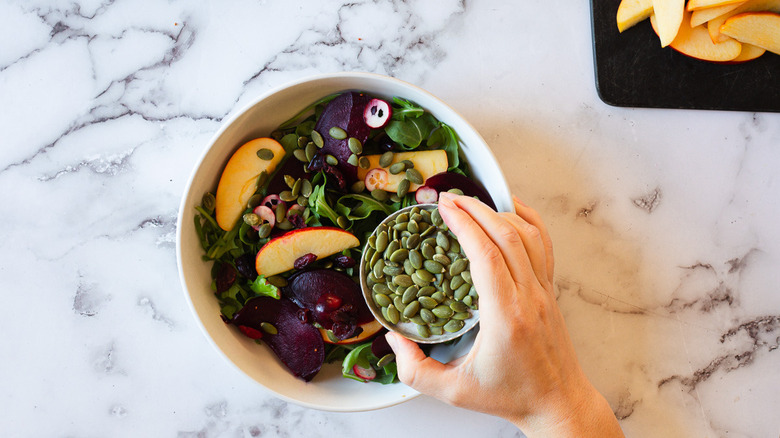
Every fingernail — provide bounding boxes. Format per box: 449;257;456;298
513;195;527;207
438;192;455;208
384;332;398;350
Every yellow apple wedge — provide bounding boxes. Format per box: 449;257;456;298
690;2;745;26
650;11;742;61
356;150;448;192
617;0;654;32
255;227;359;277
720;12;780;55
688;0;746;10
707;0;780;43
215;138;285;230
320;320;383;345
653;0;686;46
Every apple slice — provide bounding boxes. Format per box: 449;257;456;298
653;0;686;47
650;11;742;61
687;0;746;10
617;0;654;32
707;0;780;43
320;320;384;344
690;2;744;26
720;12;780;55
722;42;766;62
215;138;285;230
355;150;448;193
255;227;359;277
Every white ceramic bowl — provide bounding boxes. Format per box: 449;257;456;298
176;72;512;411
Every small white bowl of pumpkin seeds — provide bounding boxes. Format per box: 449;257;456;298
360;203;479;344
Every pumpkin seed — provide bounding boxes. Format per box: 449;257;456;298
409;250;423;269
389;248;408;263
291;179;302;198
347;154;358;166
417;324;431;338
432;254;451;266
337;215;350;229
444;319;464;333
359;156;371;169
383;265;404;276
297;136;308;148
417;286;436;297
429;317;449;327
406;233;421;249
377;353;395;368
420;308;436;324
392;221;408;231
293;148;308;162
421;242;436;259
373;283;391;295
418;296;438;309
450;301;469;313
277;219;293;230
463;296;473;307
432;305;454;319
388;162;406;175
257;223;272;238
386;304;400;325
461;270;473;285
407;219;419;234
424;259;445;274
455;283;471;301
405;168;424;185
449;258;468;277
371;189;388;201
410;315;426;325
448;188;464;195
415;269;434;282
325;154;339;166
384;241;400;260
283;174;296;189
329;126;347;139
305;142;318;162
450;275;465;290
372;259;385;280
243;213;261;227
379;151;394;167
393;275;413;288
347;137;363;154
397;178;410;197
452;311;470;320
310;130;324;148
350;180;366;193
403;300;420;318
403;259;415;275
431;291;446;303
411;272;428;287
375;231;389;252
431;208;443;226
279;190;296;203
430;326;444;336
450;239;460;254
436;232;450;251
261;322;278;335
393;295;405;312
266;275;288;288
257;148;275;160
374;293;391;307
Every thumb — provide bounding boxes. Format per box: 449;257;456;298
385;332;455;398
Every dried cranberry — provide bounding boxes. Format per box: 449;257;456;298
235;254;258;280
293;253;318;270
289;213;306;229
238;325;264;340
216;263;237;293
334;255;356;268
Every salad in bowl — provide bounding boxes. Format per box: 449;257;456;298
177;73;511;411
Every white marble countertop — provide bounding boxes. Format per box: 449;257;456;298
2;1;779;437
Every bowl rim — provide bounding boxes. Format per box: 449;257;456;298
176;71;512;411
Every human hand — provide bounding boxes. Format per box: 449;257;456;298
385;193;623;437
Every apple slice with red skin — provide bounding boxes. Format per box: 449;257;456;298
255;227;360;277
215;138;286;230
720;12;780;55
650;11;742;61
232;296;324;382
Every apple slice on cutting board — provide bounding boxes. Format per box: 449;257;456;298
720;12;780;55
653;0;686;46
687;0;746;10
618;0;654;32
215;138;285;230
690;2;745;26
650;10;743;61
255;227;360;277
707;0;780;43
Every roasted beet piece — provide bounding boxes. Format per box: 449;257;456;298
425;172;497;210
371;331;393;358
314;92;372;183
285;269;374;340
232;296;324;382
235;254;258;281
216;263;237;293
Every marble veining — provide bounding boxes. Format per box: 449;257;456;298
1;0;779;437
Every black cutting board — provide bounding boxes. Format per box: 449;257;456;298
590;0;780;112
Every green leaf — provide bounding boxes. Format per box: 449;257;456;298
278;93;339;130
336;193;394;220
428;123;460;171
391;97;424;120
385;114;437;149
249;275;281;299
279;133;299;151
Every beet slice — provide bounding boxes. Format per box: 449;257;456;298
285;269;374;340
425;172;497;210
314;92;372;183
232;296;324;382
371;332;393;358
265;154;308;195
